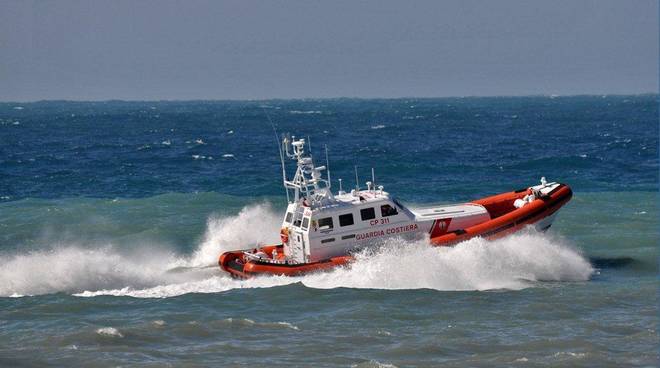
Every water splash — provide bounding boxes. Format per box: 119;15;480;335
302;231;593;291
0;203;280;297
78;230;592;298
0;244;196;296
0;203;592;298
186;203;281;267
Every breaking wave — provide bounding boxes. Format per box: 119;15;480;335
0;203;593;298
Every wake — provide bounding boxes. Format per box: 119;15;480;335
0;203;593;298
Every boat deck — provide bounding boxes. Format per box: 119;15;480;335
411;203;489;221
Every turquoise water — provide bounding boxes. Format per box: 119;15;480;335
0;96;657;366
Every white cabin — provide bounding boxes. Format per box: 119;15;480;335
277;136;490;264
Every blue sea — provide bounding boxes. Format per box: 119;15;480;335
0;95;658;367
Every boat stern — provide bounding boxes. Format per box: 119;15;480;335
218;251;250;279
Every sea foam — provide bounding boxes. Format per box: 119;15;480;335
0;203;593;298
96;327;124;338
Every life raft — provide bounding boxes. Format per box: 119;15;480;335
219;183;572;279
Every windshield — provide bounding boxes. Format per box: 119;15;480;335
392;197;405;210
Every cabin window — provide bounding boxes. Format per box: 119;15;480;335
339;213;354;227
301;217;310;230
284;212;293;224
318;217;334;230
342;234;356;240
321;238;335;244
293;210;304;227
360;207;376;221
381;204;398;217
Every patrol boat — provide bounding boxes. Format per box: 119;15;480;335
219;136;572;278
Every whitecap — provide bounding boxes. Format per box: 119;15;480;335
371;124;386;130
289;110;322;114
221;318;255;326
553;351;587;359
351;360;398;368
272;321;300;330
96;327;123;338
222;318;299;330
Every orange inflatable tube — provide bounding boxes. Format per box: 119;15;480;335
430;183;572;245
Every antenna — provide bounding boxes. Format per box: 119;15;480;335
354;166;360;191
324;144;331;189
263;108;290;203
307;135;312;159
371;168;375;193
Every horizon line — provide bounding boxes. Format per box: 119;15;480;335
1;92;658;104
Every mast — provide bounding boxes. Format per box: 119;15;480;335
325;145;331;190
264;108;289;203
282;136;334;207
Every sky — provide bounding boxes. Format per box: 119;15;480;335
1;0;658;101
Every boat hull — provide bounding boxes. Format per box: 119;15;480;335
429;183;572;245
219;184;573;278
219;245;351;279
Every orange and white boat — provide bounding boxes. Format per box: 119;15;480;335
219;136;572;278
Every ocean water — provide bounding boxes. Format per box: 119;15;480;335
0;95;657;367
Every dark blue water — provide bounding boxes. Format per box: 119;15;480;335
0;95;657;367
2;95;657;202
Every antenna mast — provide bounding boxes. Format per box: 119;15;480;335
325;145;331;190
308;136;312;158
263;108;290;203
282;136;334;206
